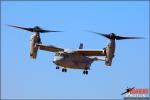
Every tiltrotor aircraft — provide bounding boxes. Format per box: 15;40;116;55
8;25;143;75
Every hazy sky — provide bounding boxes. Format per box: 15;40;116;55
1;1;149;99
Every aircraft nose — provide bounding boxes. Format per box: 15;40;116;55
53;56;63;62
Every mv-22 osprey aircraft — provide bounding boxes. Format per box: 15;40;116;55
8;25;143;75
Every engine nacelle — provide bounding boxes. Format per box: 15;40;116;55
30;44;38;59
30;33;42;59
105;58;112;66
30;34;39;59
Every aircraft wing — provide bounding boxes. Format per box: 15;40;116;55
37;44;64;52
73;50;105;56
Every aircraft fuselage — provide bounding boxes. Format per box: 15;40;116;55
53;52;96;70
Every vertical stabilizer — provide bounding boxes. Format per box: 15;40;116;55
79;43;83;49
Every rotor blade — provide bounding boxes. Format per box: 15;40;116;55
88;31;110;39
115;35;144;40
40;29;62;33
7;25;34;32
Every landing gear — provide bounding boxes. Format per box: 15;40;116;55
55;66;67;72
56;66;59;69
62;68;67;72
83;70;88;75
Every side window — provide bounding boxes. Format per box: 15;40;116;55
55;53;60;56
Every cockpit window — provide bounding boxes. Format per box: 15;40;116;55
55;53;64;56
55;52;65;56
